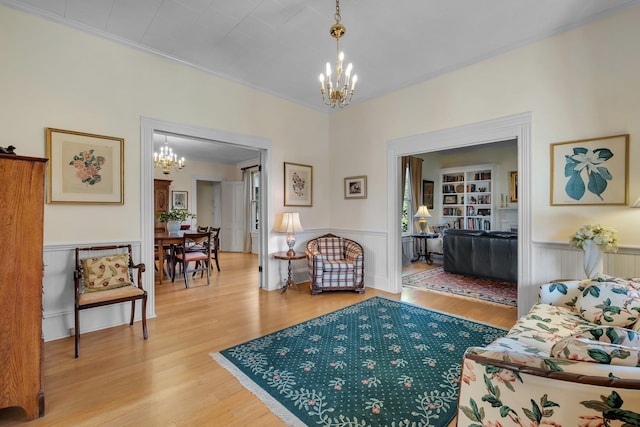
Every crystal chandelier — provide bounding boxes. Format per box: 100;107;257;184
319;0;357;108
154;135;185;175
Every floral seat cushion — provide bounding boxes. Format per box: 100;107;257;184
551;326;640;366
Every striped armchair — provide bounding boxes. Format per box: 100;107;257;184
305;233;364;295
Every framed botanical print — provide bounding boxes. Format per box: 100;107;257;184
550;134;629;205
284;162;312;207
46;128;124;204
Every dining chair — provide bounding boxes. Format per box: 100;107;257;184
74;244;148;357
197;226;221;272
171;232;211;287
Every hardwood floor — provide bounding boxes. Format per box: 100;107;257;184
0;253;517;426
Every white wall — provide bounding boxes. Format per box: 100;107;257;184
329;6;640;247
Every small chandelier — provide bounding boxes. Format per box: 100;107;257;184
319;0;357;108
154;136;185;175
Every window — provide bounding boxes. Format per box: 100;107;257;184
251;170;260;231
402;166;412;234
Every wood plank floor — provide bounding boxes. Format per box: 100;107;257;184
0;253;517;426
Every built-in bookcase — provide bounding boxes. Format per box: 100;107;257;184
441;164;494;230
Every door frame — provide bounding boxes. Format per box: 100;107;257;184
140;117;271;316
386;112;532;316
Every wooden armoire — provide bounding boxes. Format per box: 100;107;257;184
0;154;47;419
154;179;171;232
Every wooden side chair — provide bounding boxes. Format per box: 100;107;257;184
74;245;148;358
171;232;211;287
197;226;221;272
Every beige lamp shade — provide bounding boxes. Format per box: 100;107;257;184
277;213;304;233
414;205;432;219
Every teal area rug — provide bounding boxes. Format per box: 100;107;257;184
211;296;506;426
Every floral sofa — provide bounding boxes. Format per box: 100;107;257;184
457;275;640;426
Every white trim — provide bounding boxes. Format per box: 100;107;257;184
387;112;532;315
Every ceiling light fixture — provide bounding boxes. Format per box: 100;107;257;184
319;0;357;108
154;135;185;175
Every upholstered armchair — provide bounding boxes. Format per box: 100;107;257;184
305;233;364;295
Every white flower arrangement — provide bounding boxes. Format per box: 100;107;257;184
569;224;618;252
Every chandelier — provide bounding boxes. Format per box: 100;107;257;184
154;136;185;175
318;0;357;108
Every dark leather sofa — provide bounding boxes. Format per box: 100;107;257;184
442;229;517;282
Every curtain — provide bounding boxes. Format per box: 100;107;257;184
242;169;252;253
401;156;423;231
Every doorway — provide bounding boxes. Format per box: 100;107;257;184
387;112;532;316
141;117;272;317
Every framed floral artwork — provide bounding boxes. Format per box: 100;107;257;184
550;134;629;206
46;128;124;204
284;162;312;207
344;175;367;199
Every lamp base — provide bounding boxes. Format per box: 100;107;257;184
418;219;427;234
286;234;296;256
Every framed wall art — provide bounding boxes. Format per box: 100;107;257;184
509;171;518;203
422;180;434;209
171;190;188;209
46;128;124;204
344;175;367;199
443;195;457;205
550;134;629;206
284;162;312;207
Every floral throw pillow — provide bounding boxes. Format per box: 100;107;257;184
81;254;131;292
550;326;640;366
576;282;640;327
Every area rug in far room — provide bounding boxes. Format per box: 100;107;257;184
211;296;506;427
403;266;517;307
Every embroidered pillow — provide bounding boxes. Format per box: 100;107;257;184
576;282;640;327
82;254;131;292
551;326;640;366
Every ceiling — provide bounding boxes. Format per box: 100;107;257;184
5;0;639;164
5;0;640;112
153;132;259;164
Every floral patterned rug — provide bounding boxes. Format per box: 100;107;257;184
211;296;506;426
403;267;517;307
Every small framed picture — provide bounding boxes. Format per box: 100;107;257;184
509;171;518;203
422;180;434;209
284;162;312;207
550;134;629;205
171;190;188;209
344;175;367;199
46;128;124;204
443;195;457;205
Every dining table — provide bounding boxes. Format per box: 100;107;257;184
154;230;185;285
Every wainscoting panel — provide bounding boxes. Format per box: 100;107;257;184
43;242;145;342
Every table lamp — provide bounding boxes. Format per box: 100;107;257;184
414;205;432;234
277;212;304;256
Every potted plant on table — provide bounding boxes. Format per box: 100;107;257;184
158;209;196;233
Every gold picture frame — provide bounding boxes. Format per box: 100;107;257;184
284;162;312;207
509;171;518;203
550;134;629;206
344;175;367;199
46;128;124;204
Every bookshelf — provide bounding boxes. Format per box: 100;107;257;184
441;164;494;230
